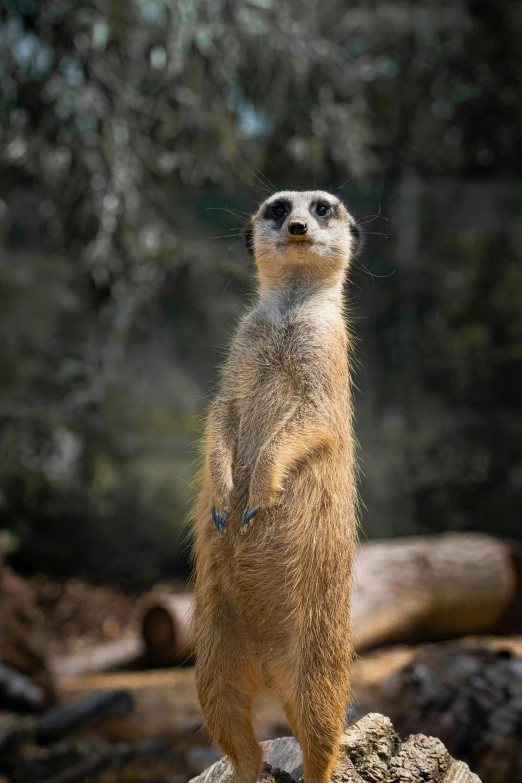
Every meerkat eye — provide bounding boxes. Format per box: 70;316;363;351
315;202;331;217
269;202;288;219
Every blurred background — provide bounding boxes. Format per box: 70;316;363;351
1;1;522;782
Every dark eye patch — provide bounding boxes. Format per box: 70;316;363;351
264;199;291;221
315;201;331;217
312;201;339;220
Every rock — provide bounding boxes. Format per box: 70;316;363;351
189;713;481;783
189;752;232;783
188;736;303;783
263;736;304;781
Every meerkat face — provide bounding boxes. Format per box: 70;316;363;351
245;190;361;280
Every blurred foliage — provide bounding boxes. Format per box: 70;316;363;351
0;0;521;586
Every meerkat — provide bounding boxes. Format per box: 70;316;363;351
192;190;360;783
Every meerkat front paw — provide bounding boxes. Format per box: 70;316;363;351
211;505;228;534
240;505;261;532
241;459;282;532
210;483;231;532
208;448;233;534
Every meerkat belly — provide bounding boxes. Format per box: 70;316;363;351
226;446;353;643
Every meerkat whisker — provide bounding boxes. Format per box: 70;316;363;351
252;167;278;194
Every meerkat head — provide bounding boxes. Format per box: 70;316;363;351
244;190;361;291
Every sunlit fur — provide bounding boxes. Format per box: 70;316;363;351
193;190;359;783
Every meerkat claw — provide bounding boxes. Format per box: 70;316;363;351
241;506;260;529
211;506;227;534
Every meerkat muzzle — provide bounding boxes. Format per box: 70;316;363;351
288;219;308;237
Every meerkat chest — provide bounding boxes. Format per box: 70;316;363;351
235;314;315;396
233;309;341;422
233;329;297;421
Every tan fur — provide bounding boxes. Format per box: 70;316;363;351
192;191;359;783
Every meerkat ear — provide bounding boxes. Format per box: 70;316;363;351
350;221;364;258
244;218;255;256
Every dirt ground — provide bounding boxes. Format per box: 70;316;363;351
4;568;188;657
32;577;188;658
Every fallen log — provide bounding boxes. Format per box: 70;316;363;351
140;592;194;665
0;690;134;755
50;636;143;678
35;689;134;743
351;534;518;649
0;662;46;712
189;712;481;783
140;535;520;663
377;642;522;783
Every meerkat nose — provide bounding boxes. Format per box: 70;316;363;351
288;220;308;236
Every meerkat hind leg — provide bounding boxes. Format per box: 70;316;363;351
195;602;263;783
290;685;345;783
207;685;263;783
270;654;349;783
